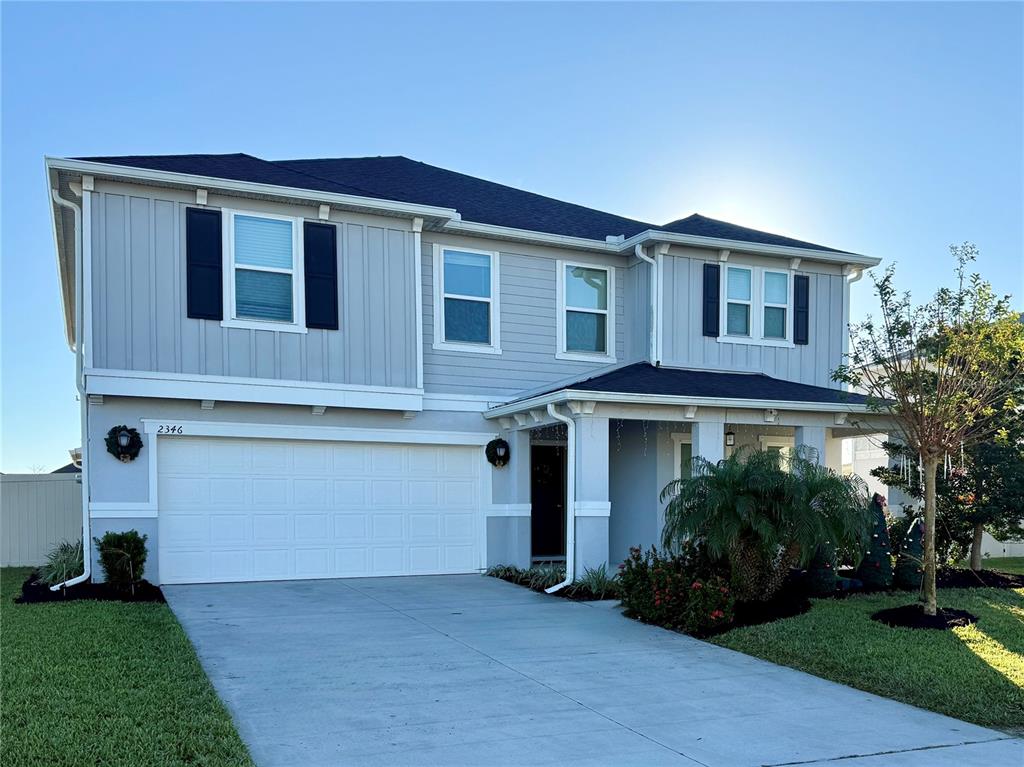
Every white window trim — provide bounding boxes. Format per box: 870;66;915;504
718;265;794;348
671;432;693;481
556;259;616;362
432;244;501;355
221;208;306;334
759;434;796;468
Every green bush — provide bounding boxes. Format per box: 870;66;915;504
567;564;620;600
619;545;734;635
855;499;894;589
38;540;84;586
806;543;838;596
895;519;924;590
93;530;148;591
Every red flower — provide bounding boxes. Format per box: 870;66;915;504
691;581;703;590
710;610;725;620
719;586;729;594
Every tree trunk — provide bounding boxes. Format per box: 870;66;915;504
970;522;985;571
922;456;940;616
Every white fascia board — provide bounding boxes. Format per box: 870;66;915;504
619;230;882;268
44;157;460;223
442;219;623;254
140;419;495;446
484;388;874;419
85;369;424;411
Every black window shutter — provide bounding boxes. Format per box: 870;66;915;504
702;263;720;337
793;274;810;345
186;208;223;320
304;221;339;330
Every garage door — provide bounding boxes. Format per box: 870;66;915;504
157;437;482;584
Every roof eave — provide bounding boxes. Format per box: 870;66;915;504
43;157;462;223
620;229;881;268
484;388;875;419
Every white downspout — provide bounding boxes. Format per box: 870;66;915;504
545;403;575;593
50;187;91;590
634;244;660;365
841;266;864;392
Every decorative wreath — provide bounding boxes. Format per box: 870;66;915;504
105;425;144;463
485;438;511;468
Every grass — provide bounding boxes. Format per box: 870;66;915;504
712;586;1024;734
0;568;253;767
984;557;1024;575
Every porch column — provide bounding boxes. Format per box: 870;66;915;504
795;425;827;464
692;420;725;464
824;430;843;472
573;415;610;575
486;429;531;568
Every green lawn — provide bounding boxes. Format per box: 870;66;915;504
712;587;1024;734
0;568;253;767
984;557;1024;575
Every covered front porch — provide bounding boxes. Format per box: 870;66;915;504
483;363;878;576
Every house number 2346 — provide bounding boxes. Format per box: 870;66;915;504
157;424;185;434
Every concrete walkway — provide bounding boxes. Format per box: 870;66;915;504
165;575;1022;767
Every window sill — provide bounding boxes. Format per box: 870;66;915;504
717;335;793;349
432;340;503;356
221;318;308;334
555;350;617;363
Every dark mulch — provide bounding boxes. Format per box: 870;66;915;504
936;566;1024;590
15;572;165;605
871;603;978;630
733;590;811;629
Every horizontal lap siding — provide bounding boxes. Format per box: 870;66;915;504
661;254;845;389
90;189;417;388
423;246;627;396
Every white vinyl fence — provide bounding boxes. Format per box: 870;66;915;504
0;474;83;566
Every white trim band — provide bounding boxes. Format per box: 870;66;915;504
487;504;532;518
574;501;611;518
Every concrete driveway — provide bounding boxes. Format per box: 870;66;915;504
165;575;1021;767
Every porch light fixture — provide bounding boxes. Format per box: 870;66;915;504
725;430;736;447
105;425;143;463
485;438;511;468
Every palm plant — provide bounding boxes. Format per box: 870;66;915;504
661;446;871;602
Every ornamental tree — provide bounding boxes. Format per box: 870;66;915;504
834;244;1024;615
855;496;893;589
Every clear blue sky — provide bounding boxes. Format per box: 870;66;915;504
2;2;1021;473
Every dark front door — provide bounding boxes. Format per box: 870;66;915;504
531;444;566;560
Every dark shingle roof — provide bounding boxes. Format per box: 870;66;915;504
560;363;869;405
74;153;854;253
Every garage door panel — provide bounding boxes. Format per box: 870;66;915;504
159;437;482;584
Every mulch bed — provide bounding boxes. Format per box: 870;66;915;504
936;566;1024;589
871;603;978;630
15;572;165;605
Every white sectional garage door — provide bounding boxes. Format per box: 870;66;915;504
157;437;482;584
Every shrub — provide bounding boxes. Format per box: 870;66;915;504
894;518;924;590
485;564;526;582
806;543;838;596
94;530;148;592
38;539;84;586
855;498;894;589
567;564;620;600
526;564;565;591
619;545;734;636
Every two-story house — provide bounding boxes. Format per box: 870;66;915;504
46;153;879;588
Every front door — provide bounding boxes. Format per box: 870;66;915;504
530;444;566;561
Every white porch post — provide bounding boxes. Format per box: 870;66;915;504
486;429;532;568
795;425;827;464
573;415;610;574
692;420;725;464
824;430;843;472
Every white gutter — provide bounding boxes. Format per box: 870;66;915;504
544;403;575;593
443;219;621;253
50;188;91;590
840;266;866;392
485;388;876;420
633;244;662;365
44;157;461;223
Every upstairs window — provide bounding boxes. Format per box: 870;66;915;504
224;210;305;332
558;261;615;360
433;245;501;354
720;265;793;346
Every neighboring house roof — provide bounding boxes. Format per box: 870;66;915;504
51;462;81;474
73;153;854;254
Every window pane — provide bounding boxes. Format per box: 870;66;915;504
444;298;490;344
236;269;292;322
727;268;751;301
565;266;608;310
764;306;786;339
234;215;293;269
444;250;491;298
566;310;607;353
679;442;693;480
764;272;788;304
726;303;750;335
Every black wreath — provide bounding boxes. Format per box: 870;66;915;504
105;425;144;463
485;438;510;468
